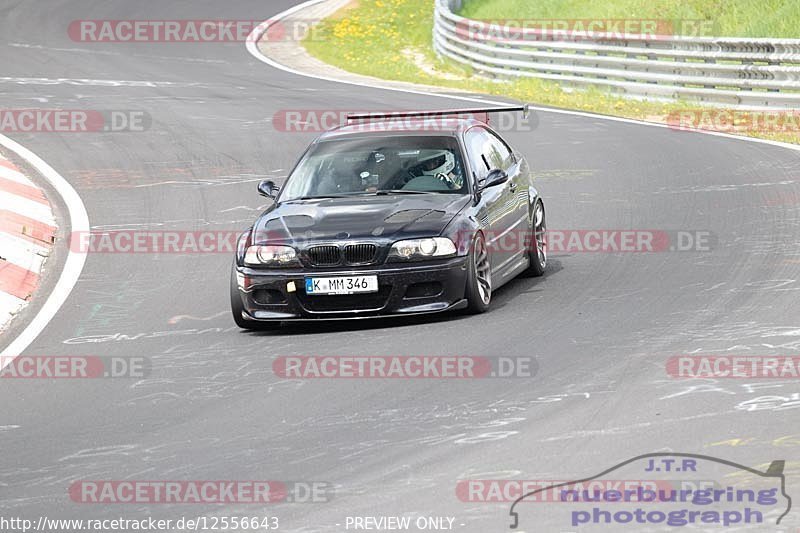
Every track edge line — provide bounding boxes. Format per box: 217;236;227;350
0;134;89;361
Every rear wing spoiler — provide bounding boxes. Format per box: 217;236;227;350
346;105;530;127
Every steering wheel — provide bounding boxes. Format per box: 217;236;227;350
436;172;457;190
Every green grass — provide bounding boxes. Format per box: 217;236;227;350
460;0;800;38
302;0;799;144
303;0;437;82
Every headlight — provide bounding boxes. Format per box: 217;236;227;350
388;238;457;261
244;245;298;266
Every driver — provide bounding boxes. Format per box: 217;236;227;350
418;150;461;189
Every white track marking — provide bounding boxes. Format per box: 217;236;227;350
0;292;26;326
0;165;32;185
245;0;800;154
0;232;48;271
0;190;57;224
0;134;89;361
0;76;205;88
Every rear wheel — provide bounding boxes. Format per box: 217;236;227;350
524;200;547;277
465;233;491;314
230;264;281;330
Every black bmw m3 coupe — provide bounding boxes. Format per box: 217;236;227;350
231;107;547;329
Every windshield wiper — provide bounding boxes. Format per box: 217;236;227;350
375;189;433;195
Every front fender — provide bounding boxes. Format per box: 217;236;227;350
441;212;484;257
235;229;251;266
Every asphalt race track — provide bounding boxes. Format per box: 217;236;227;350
1;1;800;531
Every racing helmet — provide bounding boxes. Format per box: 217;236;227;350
419;150;455;176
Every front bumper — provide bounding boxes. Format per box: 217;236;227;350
234;256;469;321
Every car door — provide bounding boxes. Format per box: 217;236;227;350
464;126;516;272
484;129;529;268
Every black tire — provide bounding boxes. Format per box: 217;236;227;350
523;200;547;277
230;264;281;330
465;232;492;314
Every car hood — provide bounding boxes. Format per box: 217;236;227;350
251;194;470;245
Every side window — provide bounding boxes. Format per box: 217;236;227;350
485;131;514;171
465;128;491;181
465;127;514;182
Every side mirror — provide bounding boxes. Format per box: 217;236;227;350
258;179;279;199
479;169;508;191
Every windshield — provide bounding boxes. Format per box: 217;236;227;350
280;135;467;201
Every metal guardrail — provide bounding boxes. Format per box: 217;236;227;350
433;0;800;108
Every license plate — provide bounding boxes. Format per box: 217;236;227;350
305;276;378;295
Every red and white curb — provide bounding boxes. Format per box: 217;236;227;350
0;153;56;332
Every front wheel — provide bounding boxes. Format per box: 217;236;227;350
230;263;281;330
464;233;492;314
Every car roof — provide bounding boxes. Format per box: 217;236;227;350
316;117;488;141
